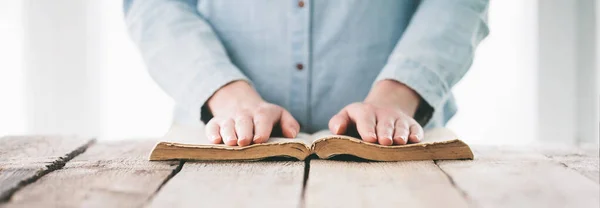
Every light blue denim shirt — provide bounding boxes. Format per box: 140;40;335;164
124;0;489;132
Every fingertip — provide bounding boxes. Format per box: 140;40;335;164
361;132;378;143
209;135;222;144
329;113;349;135
252;134;268;144
237;136;252;146
328;118;339;134
289;128;298;138
408;134;421;143
378;136;393;146
224;136;238;146
294;126;301;137
280;110;301;138
393;136;407;145
327;122;337;134
408;124;424;143
205;121;222;144
330;123;347;135
282;125;298;138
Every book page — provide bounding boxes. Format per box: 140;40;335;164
307;128;459;144
421;128;459;143
174;135;313;147
310;129;335;141
267;132;315;146
162;123;313;146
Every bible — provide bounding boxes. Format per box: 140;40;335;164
149;127;473;161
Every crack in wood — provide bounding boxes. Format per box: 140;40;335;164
144;160;185;206
0;139;96;203
433;160;473;205
542;153;598;183
299;157;312;208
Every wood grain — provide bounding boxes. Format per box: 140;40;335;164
536;144;599;183
2;140;180;208
437;145;600;208
304;160;468;208
148;161;305;208
0;135;94;202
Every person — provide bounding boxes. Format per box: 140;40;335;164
123;0;488;147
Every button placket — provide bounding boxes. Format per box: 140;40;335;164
288;0;311;128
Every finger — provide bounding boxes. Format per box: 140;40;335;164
375;114;394;146
280;110;300;138
253;113;277;144
205;119;222;144
220;119;238;146
328;109;350;134
235;115;253;146
408;123;424;143
392;119;410;145
348;105;377;143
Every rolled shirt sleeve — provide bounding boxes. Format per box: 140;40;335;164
375;0;490;116
124;0;250;121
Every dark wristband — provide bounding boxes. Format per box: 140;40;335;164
200;104;214;124
413;97;434;127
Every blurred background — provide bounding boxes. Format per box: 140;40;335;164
0;0;598;145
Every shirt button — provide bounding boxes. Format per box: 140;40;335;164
298;0;305;8
296;63;304;70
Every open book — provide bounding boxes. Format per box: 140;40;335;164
150;127;473;162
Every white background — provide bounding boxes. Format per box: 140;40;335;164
0;0;598;144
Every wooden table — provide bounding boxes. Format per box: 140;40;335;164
0;135;598;208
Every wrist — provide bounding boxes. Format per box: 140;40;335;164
365;80;421;116
207;80;263;116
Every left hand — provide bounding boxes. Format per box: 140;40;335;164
328;80;424;145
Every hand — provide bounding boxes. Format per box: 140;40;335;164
328;80;424;145
204;81;300;146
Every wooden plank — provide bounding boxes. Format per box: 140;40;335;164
437;145;600;208
537;144;599;183
2;140;181;208
0;135;95;201
148;161;305;208
304;160;468;208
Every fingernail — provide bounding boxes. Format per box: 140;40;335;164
334;124;341;134
370;132;377;139
210;135;219;142
253;135;261;142
414;135;420;141
400;136;408;142
239;136;249;142
226;136;236;142
290;129;297;138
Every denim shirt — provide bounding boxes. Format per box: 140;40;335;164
124;0;489;133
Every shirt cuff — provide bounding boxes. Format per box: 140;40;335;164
374;56;451;115
177;63;250;122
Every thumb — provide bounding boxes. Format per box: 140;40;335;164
328;109;350;135
280;109;300;138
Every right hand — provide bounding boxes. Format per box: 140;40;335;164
205;81;300;146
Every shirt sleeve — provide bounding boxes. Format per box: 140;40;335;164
375;0;489;114
123;0;250;120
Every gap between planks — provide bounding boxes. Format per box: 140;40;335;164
435;145;600;208
433;160;471;203
0;137;96;203
299;157;312;208
147;160;305;208
143;161;184;207
2;140;183;208
302;159;469;208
